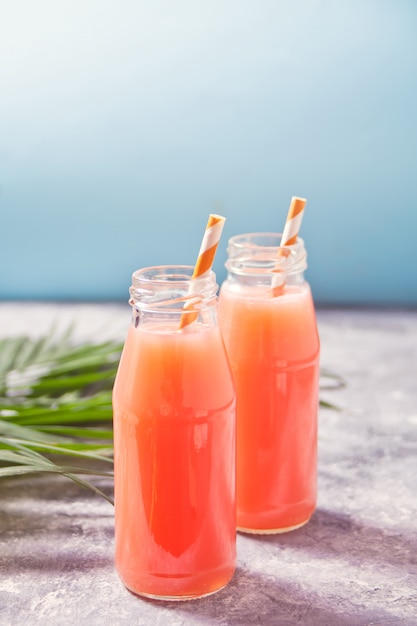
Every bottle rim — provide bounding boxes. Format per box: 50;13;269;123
225;233;307;277
129;265;218;312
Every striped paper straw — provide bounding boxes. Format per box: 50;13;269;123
179;213;226;329
272;196;307;296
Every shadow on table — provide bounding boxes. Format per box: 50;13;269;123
147;507;416;626
0;474;114;575
152;565;395;626
161;566;361;626
247;508;415;571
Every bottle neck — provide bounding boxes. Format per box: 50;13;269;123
129;265;219;330
225;233;307;287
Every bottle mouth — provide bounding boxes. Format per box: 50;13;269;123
129;265;218;311
225;233;307;277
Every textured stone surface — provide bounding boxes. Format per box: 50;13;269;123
1;304;416;625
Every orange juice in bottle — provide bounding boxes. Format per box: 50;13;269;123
113;266;236;599
218;233;319;533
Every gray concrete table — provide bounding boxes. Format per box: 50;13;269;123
0;304;416;625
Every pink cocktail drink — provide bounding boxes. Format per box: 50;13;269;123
113;267;236;599
218;234;320;533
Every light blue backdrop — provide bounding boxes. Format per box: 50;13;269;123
1;1;416;304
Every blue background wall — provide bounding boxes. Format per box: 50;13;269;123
1;1;416;304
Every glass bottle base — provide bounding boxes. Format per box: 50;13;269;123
124;579;231;602
237;516;312;535
118;564;235;602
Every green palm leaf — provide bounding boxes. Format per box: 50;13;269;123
0;328;122;503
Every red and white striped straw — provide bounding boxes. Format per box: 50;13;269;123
179;213;226;329
272;196;307;296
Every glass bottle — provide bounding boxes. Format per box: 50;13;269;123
112;266;236;600
218;234;320;534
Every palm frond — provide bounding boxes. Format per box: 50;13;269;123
0;328;122;502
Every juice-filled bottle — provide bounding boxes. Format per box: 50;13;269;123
218;234;320;534
113;266;236;600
